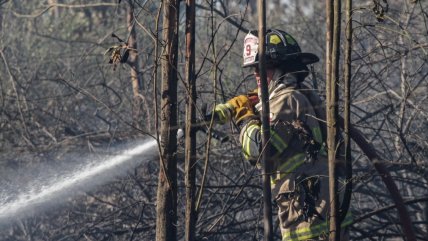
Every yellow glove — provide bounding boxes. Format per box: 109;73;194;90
214;95;256;125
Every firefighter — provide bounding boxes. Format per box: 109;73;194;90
214;29;351;240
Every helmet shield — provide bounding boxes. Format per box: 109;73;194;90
243;32;259;68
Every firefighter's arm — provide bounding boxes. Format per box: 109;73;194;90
239;120;262;162
214;94;291;162
214;95;261;161
213;95;257;125
215;94;293;164
239;121;292;163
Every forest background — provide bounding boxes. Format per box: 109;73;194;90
0;0;427;240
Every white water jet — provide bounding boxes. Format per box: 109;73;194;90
0;138;158;223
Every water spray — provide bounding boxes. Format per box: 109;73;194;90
0;138;158;223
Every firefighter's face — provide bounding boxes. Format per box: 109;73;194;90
254;67;275;88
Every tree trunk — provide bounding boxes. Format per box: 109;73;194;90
326;0;341;240
184;0;197;240
126;1;144;128
155;1;179;241
340;0;352;223
257;1;273;240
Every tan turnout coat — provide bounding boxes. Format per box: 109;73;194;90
239;75;351;240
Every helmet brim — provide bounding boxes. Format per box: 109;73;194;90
242;52;319;68
299;52;320;65
242;61;258;68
